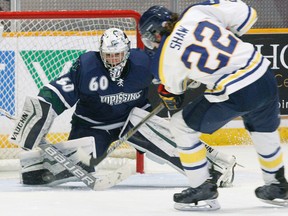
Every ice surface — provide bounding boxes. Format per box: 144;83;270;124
0;145;288;216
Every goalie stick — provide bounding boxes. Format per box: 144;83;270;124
39;144;107;189
0;107;130;190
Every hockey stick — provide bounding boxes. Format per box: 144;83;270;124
38;143;103;189
0;107;119;190
82;103;165;167
39;143;133;190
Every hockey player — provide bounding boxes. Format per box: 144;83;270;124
139;0;288;210
9;28;235;188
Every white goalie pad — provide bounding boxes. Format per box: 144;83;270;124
20;137;96;185
20;137;132;189
20;137;96;175
9;96;57;149
120;107;179;156
42;137;97;181
120;107;237;187
119;107;184;173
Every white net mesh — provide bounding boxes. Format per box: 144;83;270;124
0;11;141;165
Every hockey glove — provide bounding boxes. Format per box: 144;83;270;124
157;84;184;110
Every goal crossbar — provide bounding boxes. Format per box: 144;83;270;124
0;9;144;173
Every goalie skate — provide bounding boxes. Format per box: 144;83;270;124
173;180;220;211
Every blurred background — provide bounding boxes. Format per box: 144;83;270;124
0;0;287;28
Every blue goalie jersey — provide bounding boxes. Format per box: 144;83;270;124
38;49;153;130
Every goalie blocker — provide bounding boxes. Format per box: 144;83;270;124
120;107;236;187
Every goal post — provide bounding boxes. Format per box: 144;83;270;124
0;10;144;173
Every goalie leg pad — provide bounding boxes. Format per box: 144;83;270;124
204;142;237;187
20;137;96;185
9;96;56;149
120;107;184;174
121;108;237;187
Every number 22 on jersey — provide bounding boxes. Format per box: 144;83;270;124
181;21;238;74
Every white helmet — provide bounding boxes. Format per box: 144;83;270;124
100;28;130;81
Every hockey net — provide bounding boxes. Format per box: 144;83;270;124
0;10;144;173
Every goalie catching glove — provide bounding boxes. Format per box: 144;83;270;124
158;84;184;110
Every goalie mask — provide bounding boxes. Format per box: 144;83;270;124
100;28;130;81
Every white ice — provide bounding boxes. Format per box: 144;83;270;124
1;145;288;216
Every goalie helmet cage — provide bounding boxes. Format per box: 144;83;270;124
0;10;144;173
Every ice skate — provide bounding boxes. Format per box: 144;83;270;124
173;180;220;211
255;167;288;207
255;183;288;207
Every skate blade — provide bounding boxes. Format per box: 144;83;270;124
259;198;288;207
174;199;220;211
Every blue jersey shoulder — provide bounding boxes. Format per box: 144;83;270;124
79;51;105;75
128;49;153;86
77;51;109;91
129;48;150;67
80;49;150;75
